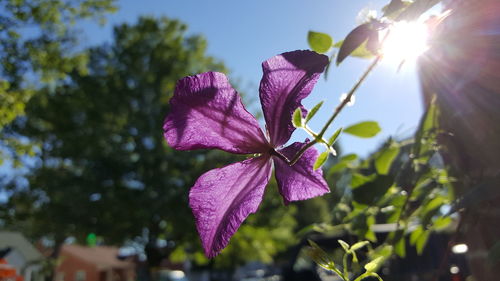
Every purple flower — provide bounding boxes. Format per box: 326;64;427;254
163;50;330;258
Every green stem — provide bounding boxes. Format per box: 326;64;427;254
330;267;348;281
303;125;318;138
353;272;383;281
269;148;290;163
318;56;380;139
343;252;350;279
288;139;317;165
353;273;369;281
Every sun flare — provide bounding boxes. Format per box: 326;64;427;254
381;20;430;64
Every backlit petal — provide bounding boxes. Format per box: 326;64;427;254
164;72;269;154
259;50;328;147
189;156;272;258
273;142;330;205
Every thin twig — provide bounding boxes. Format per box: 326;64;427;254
288;140;317;165
318;56;381;139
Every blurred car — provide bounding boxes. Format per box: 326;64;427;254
157;270;188;281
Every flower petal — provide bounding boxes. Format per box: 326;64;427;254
259;50;328;147
164;72;270;154
273;142;330;205
189;156;272;258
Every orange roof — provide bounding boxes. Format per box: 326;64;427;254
60;245;134;271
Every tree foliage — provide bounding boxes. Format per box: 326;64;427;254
0;0;117;163
0;16;309;268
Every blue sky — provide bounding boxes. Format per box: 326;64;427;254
79;0;425;157
1;1;426;161
0;0;425;164
0;0;427;202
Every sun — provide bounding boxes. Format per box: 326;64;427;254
380;20;430;64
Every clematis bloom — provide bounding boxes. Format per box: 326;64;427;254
163;50;330;258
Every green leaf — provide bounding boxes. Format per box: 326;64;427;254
305;101;324;123
365;216;377;242
338;239;350;252
344;121;381;138
352;251;359;263
371;244;393;260
351;241;369;251
328;162;348;175
423;97;439;133
328;128;343;146
422;196;446;216
410;226;423;246
409;225;430;255
412;96;438;157
336;23;371;65
314;151;329;170
433;216;452;231
308;31;333;54
342;154;358;161
436;169;453;185
169;246;188;263
296;224;316;237
328;153;358;175
364;256;384;272
382;0;412;19
292;107;303;128
394;237;406;258
351;173;377;189
375;146;400;175
350;41;375;59
307;240;336;270
352;175;394;205
416;229;430;255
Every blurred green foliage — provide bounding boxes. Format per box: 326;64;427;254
1;0;117;163
301;97;454;279
301;0;458;279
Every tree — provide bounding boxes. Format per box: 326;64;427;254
2;16;299;272
0;0;117;164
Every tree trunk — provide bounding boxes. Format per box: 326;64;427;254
47;236;66;281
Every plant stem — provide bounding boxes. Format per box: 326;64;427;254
288;55;381;166
269;148;290;163
353;272;383;281
318;55;380;139
353;273;369;281
288;140;316;165
331;267;348;281
343;252;350;279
